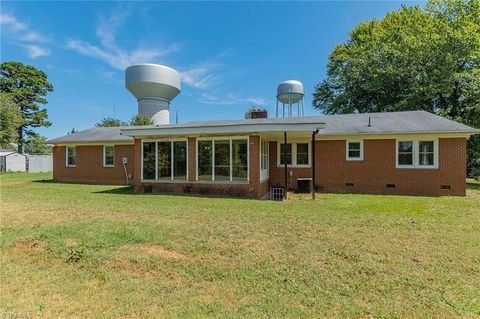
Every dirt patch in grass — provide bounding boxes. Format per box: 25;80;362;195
466;189;480;200
103;258;153;278
120;243;186;259
15;237;47;254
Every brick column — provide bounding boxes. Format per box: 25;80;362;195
249;135;261;197
188;137;196;181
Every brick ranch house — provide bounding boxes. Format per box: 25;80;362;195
47;111;479;198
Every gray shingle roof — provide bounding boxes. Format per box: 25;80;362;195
46;127;133;144
47;111;479;144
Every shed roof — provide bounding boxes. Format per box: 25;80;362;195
47;111;480;144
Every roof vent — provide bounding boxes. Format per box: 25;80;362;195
276;80;304;118
125;64;181;125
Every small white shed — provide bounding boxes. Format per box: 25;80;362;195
0;150;27;172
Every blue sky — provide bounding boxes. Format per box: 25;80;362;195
1;1;422;139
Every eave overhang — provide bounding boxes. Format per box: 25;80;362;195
120;122;327;138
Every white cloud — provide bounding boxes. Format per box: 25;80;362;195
21;31;50;43
1;13;52;59
24;44;51;58
0;13;27;31
67;39;178;70
66;7;179;71
246;97;269;105
199;93;270;106
181;67;221;90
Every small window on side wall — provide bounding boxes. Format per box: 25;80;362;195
103;145;115;167
396;139;438;168
279;143;292;165
346;140;363;161
397;141;413;166
66;146;76;167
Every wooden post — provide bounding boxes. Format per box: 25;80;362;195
284;131;288;200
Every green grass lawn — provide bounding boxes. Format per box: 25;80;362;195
1;173;479;318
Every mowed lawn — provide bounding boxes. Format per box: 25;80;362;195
1;173;479;318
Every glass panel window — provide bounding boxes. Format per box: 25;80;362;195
214;140;230;181
398;141;413;166
104;146;114;166
198;140;212;181
66;147;76;166
173;141;187;180
142;142;156;179
280;143;292;165
260;141;268;170
157;142;171;180
348;142;361;159
418;141;434;166
296;143;309;165
232;139;248;181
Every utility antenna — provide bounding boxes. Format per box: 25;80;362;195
176;110;179;124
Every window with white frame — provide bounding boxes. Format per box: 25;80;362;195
260;140;269;170
279;143;292;165
66;146;76;167
396;139;438;168
418;141;434;166
103;146;115;167
141;140;187;180
346;140;363;161
197;138;248;182
296;143;309;165
277;142;310;167
260;139;269;181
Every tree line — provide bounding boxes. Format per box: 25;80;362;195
312;0;480;177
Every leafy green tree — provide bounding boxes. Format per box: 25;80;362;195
0;62;54;154
24;134;51;155
0;94;23;148
244;105;256;119
95;117;124;127
95;115;153;127
312;0;480;169
129;115;153;126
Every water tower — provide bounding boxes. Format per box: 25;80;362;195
276;80;304;118
125;64;181;125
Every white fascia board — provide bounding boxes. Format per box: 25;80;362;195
121;122;326;137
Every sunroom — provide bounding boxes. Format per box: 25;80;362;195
120;118;325;198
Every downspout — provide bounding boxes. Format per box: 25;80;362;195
311;128;320;200
284;131;288;200
122;157;130;186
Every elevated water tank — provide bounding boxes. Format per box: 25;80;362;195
277;80;304;104
276;80;305;117
125;64;181;125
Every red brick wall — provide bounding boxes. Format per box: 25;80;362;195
53;144;135;185
188;137;196;181
133;139;141;191
52;137;467;197
268;138;466;196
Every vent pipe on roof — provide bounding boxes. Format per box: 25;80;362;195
125;64;181;125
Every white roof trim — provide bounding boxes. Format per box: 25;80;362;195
121;122;327;137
